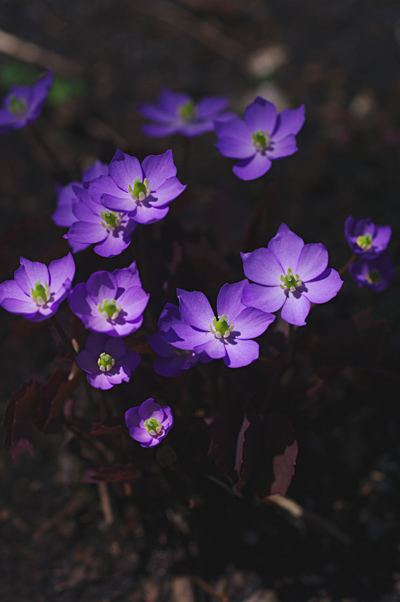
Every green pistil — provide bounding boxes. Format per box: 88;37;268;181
279;268;302;292
128;177;150;202
252;130;270;151
8;95;27;116
30;281;50;306
365;269;381;284
97;299;121;320
178;99;197;121
97;352;115;372
100;210;121;230
356;233;373;251
145;417;162;436
210;314;234;339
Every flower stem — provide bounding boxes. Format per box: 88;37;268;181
338;254;357;276
50;315;77;357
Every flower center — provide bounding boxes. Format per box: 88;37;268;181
144;417;163;436
279;268;302;292
30;281;51;306
128;177;150;203
356;233;373;251
209;314;234;339
252;130;270;151
7;95;27;117
98;299;121;320
365;269;381;284
100;210;121;231
178;99;197;121
97;352;115;372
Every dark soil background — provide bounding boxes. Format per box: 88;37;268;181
0;1;399;601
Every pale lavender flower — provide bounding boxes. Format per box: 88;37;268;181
125;399;173;447
344;216;391;258
349;253;394;292
68;261;149;337
138;88;231;137
241;223;343;326
0;254;75;321
215;96;305;180
76;332;140;390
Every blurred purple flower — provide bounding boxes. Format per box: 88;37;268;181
241;223;343;326
162;280;275;368
138;89;231;137
88;149;185;225
0;254;75;322
147;303;211;377
349;253;394;292
125;399;173;447
215;96;305;180
64;185;137;257
68;261;149;337
0;70;53;135
76;332;140;390
344;216;391;258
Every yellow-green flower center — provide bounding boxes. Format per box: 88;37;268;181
209;314;234;339
178;99;197;121
98;299;121;320
8;95;27;117
30;281;51;306
365;269;381;284
356;233;373;251
98;352;115;372
279;268;302;292
145;417;162;436
252;130;270;151
100;210;121;230
128;177;150;202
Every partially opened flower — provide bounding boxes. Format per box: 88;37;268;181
69;261;149;337
215;96;305;180
241;223;343;326
344;216;391;258
162;280;275;368
138;89;231;137
349;253;394;292
0;254;75;321
125;399;173;447
88;149;186;225
76;333;140;390
0;70;53;135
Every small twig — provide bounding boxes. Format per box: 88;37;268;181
97;482;114;526
51;315;77;357
338;253;357;276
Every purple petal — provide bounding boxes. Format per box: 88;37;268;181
232;153;272;181
280;293;310;326
104;337;128;360
177;289;215;330
216;280;247;321
158;303;181;330
109;150;142;192
52;182;80;227
137;102;176;123
68;283;93;317
296;243;328;282
272;105;305;141
153;356;186;377
101;193;134;213
142;150;177;190
158;89;190;115
233;307;275;339
163;322;210;349
82;160;109;182
87;175;125;200
224;339;259;368
303;268;343;303
125;406;141;429
48;253;75;293
139;399;164;422
142;123;180;137
117;286;150;321
147;332;176;359
214;117;252;144
244;97;277;133
268;223;304;273
267;134;298;159
87;372;113;390
14;260;49;294
113;261;142;290
372;225;392;253
67;221;106;244
196;97;228;118
94;230;133;258
195;337;227;360
76;349;98;374
151;177;186;205
215;136;255;159
86;271;117;302
129;425;154;444
130;203;170;225
241;247;284;285
161;406;174;430
0;297;37;316
0;280;28;303
242;282;284;313
85;332;109;356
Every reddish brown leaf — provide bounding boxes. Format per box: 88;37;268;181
82;464;141;483
3;379;40;457
91;417;126;437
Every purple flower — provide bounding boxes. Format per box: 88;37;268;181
0;254;75;322
76;332;140;390
147;303;211;377
138;89;231;137
69;262;149;337
88;149;186;225
162;280;275;368
125;399;173;447
0;70;53;135
64;185;137;257
344;216;391;258
349;253;394;292
215;96;305;180
241;223;343;326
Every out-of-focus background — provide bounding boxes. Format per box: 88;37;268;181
0;1;399;600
